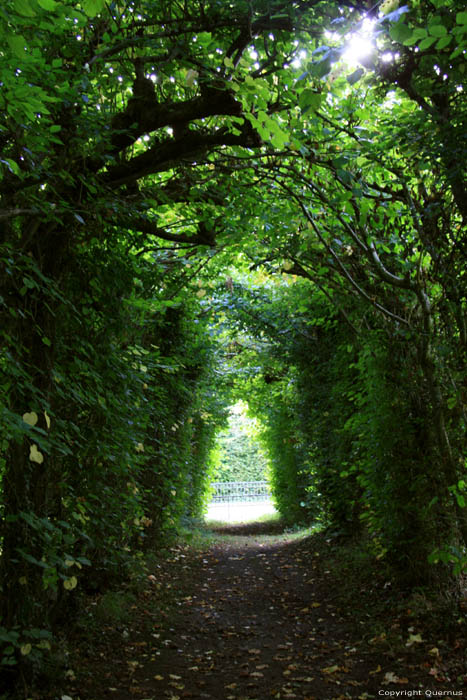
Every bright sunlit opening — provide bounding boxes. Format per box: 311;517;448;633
341;17;375;66
342;34;373;65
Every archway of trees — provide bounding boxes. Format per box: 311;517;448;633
0;0;466;689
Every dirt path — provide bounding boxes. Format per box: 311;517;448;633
63;522;465;700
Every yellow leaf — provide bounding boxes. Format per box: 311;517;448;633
322;665;339;674
19;576;27;585
20;643;32;656
135;443;144;452
37;640;51;650
406;633;423;646
23;411;38;426
29;444;44;464
185;69;198;87
369;665;381;675
63;576;78;590
65;559;75;567
381;671;399;685
380;0;399;15
44;411;51;429
154;675;164;681
196;289;206;298
311;602;321;608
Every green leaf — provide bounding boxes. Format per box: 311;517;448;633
7;34;27;58
81;0;106;17
309;57;333;79
418;36;437;50
1;158;21;176
389;22;412;43
14;0;36;16
428;24;447;37
37;0;59;9
298;89;322;113
347;67;364;85
403;27;426;45
436;35;452;50
456;11;467;25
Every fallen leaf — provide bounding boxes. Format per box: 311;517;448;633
382;672;397;685
406;633;423;646
382;672;409;685
370;632;386;644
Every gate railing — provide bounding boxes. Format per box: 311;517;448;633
210;481;271;503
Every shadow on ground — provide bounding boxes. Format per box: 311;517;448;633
206;519;293;536
61;518;466;700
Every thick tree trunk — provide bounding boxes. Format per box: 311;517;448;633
0;223;68;631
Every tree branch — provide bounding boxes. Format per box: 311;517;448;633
103;125;261;188
0;208;38;220
110;85;243;153
108;215;217;246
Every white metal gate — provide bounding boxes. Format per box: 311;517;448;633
210;480;271;503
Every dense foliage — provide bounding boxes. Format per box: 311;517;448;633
0;0;465;693
211;404;268;483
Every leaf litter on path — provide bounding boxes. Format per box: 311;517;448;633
61;522;466;700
